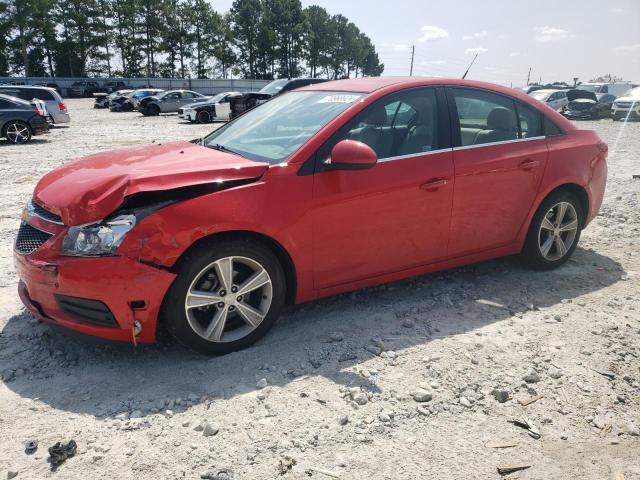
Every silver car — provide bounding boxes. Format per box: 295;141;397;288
0;86;70;124
138;90;208;116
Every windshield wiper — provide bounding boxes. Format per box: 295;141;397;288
207;143;245;158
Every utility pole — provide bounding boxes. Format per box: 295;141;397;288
409;45;415;76
526;67;531;86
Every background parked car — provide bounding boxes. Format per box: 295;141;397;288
138;90;208;116
529;89;569;111
0;93;49;144
0;85;69;125
33;82;62;96
102;81;130;93
611;87;640;121
110;89;164;112
179;91;241;123
577;82;634;97
562;90;615;120
229;78;328;118
69;80;101;98
95;89;133;109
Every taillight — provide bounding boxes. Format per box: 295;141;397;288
32;109;44;116
58;101;67;112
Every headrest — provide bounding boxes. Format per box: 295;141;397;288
487;107;514;130
363;105;388;126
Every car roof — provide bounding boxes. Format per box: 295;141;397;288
297;77;552;99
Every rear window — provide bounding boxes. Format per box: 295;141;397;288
26;88;55;101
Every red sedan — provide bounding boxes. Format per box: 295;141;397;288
14;77;608;354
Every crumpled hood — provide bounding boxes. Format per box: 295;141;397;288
34;141;269;226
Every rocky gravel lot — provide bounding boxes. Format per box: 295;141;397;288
0;99;638;479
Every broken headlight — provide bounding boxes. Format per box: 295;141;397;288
60;214;136;257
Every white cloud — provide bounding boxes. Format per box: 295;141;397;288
417;26;449;43
612;44;640;53
463;31;488;41
392;44;412;52
509;52;521;57
534;26;574;43
465;47;488;55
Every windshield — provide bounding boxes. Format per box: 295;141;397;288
204;91;364;163
208;93;227;103
622;87;640;98
530;91;550;101
577;84;599;93
259;79;290;96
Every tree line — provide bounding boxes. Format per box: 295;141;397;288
0;0;384;80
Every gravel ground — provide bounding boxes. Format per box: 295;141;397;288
0;99;638;479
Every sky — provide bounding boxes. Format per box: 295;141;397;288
211;0;640;86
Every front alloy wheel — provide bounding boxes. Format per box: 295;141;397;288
185;256;273;343
161;239;286;354
4;121;32;144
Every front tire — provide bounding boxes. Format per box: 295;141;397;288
196;110;211;123
520;191;583;270
160;238;286;355
4;121;32;144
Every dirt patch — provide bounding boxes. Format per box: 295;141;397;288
1;100;639;479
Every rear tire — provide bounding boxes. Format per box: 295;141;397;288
3;121;32;144
160;238;286;355
143;104;160;116
520;190;584;270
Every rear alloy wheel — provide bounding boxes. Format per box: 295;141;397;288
521;191;583;270
4;121;32;144
196;110;211;123
161;239;286;355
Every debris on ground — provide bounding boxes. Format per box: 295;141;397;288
497;464;532;475
508;417;541;439
304;466;341;478
24;440;38;455
47;440;77;469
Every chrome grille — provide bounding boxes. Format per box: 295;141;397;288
15;223;53;255
30;200;63;224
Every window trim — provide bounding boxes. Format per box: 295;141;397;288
304;86;451;175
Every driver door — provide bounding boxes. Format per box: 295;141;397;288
312;87;454;290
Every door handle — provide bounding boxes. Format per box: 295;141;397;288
420;178;449;192
519;159;540;171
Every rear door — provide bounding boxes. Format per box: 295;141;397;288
447;87;548;257
312;87;454;289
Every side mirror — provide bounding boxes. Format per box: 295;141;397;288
327;139;377;170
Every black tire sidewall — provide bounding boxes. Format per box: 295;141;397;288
197;111;210;123
160;239;286;355
522;191;584;270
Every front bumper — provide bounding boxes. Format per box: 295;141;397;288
14;226;176;344
612;108;640;119
563;110;594;120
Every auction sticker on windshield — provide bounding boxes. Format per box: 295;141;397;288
318;94;362;103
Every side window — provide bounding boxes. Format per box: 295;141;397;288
517;101;543;138
319;88;440;162
601;85;608;93
29;89;54;101
452;88;518;146
548;93;556;101
165;92;180;100
544;116;563;136
182;92;195;99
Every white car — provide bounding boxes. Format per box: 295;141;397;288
612;87;640;121
0;85;69;124
577;82;634;97
179;91;242;123
529;89;569;112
